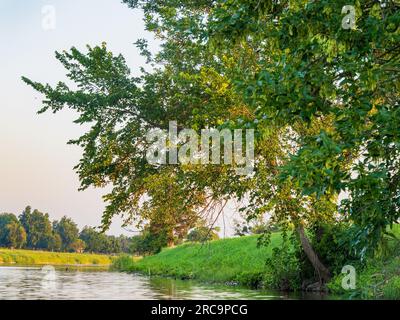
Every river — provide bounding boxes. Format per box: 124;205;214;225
0;266;329;300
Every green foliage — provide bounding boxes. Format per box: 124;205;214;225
210;0;399;255
79;227;129;254
0;213;19;246
46;233;62;252
186;226;220;242
110;255;137;271
130;230;169;256
307;223;359;275
79;227;106;253
328;224;400;299
0;207;132;255
233;213;275;237
264;240;302;291
19;206;53;250
69;239;86;253
23;0;400;282
3;221;27;249
53;216;79;251
117;235;132;253
22;44;209;238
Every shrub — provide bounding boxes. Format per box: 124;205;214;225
235;272;264;288
305;222;359;276
264;241;302;291
112;255;135;271
130;231;168;256
186;227;219;242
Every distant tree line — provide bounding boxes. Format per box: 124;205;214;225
0;206;131;254
0;206;219;255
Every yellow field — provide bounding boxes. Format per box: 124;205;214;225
0;248;113;266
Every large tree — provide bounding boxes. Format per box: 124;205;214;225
79;226;110;253
3;221;27;249
0;213;19;246
21;1;334;281
23;0;399;284
53;216;80;251
19;206;53;250
205;0;399;256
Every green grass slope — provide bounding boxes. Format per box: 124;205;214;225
116;234;283;286
115;226;400;298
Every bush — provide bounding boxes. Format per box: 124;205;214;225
130;231;168;256
186;227;219;242
260;223;361;292
327;231;400;299
305;222;359;276
264;241;302;291
234;272;264;288
112;255;135;271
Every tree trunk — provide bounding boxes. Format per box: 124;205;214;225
296;225;331;284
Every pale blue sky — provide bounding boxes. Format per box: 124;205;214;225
0;0;238;237
0;0;159;235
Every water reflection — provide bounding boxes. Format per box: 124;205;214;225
0;266;328;300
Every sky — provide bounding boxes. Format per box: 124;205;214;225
0;0;239;236
0;0;160;235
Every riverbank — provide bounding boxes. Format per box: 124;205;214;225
114;234;284;287
114;230;400;299
0;248;113;266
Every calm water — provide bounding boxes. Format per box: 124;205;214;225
0;266;328;300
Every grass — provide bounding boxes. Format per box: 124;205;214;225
115;226;400;299
0;248;113;266
114;234;284;286
383;276;400;300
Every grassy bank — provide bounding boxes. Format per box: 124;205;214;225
114;234;284;286
114;228;400;298
0;248;113;266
